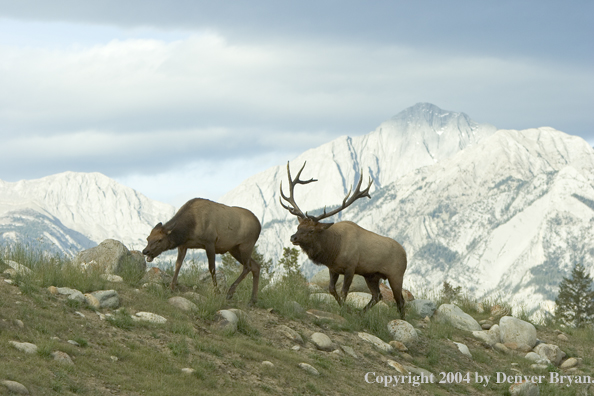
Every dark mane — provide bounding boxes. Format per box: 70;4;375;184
302;226;341;265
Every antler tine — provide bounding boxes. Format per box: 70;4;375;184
279;161;317;218
309;169;373;222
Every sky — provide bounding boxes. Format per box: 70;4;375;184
0;1;592;207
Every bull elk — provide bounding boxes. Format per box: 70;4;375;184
142;198;261;304
280;162;407;317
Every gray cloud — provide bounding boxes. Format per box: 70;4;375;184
0;1;592;204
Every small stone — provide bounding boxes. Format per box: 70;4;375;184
340;345;358;358
358;332;393;353
560;357;578;369
216;310;238;333
132;312;167;324
68;340;81;347
100;274;124;282
387;319;418;346
494;343;510;354
311;332;334;351
1;380;30;395
9;341;38;354
453;341;472;358
84;294;101;309
110;356;119;362
74;311;85;318
291;345;301;351
389;341;408;352
52;351;74;365
387;359;406;374
181;368;195;375
557;334;569;341
298;363;319;375
481;323;492;330
168;296;197;311
261;361;274;367
531;364;549;370
14;319;24;328
6;260;32;275
277;325;304;344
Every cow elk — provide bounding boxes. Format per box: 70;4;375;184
142;198;261;304
280;162;407;317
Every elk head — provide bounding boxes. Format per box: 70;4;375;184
280;161;373;245
142;222;173;262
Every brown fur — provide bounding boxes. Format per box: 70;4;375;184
142;198;261;304
290;218;407;317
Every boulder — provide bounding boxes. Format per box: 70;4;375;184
433;304;481;332
216;310;238;332
74;239;146;275
1;380;29;395
387;319;418;346
91;290;120;309
5;260;32;275
499;316;537;348
9;341;38;354
472;324;501;347
52;351;74;365
408;299;436;317
453;341;472;358
298;362;319;375
309;293;337;305
533;343;565;366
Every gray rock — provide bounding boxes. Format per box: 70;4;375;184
311;332;334;351
306;309;346;324
298;362;319;375
91;290;120;309
1;380;29;395
181;368;195;375
74;239;146;275
525;352;551;365
494;343;510;354
277;325;304;345
387;319;418;346
9;341;38;354
499;316;537;348
560;357;578;369
57;287;86;303
52;351;74;365
408;299;437;317
472;324;501;346
433;304;481;332
132;312;167;324
340;345;358;358
453;341;472;358
261;361;274;367
168;296;197;311
6;261;32;275
358;332;393;353
533;343;565;366
216;309;238;332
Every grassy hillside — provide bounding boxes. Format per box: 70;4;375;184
1;246;593;395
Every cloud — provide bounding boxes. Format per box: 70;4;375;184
0;24;592;200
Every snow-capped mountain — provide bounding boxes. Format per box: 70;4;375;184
220;104;594;316
0;172;175;255
220;103;496;225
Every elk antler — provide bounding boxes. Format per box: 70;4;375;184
279;161;318;218
307;170;373;222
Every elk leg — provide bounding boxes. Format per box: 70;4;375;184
248;257;260;306
205;246;219;293
362;274;382;312
340;269;355;303
170;246;187;290
387;275;406;319
328;270;342;305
